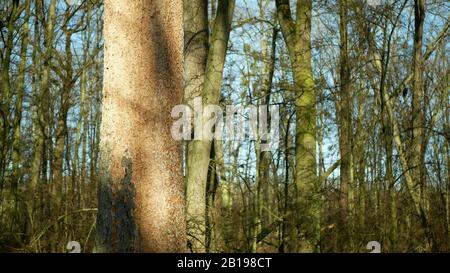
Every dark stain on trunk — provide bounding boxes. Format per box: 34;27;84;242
96;152;136;252
114;156;136;252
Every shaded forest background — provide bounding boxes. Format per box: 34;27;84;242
0;0;449;252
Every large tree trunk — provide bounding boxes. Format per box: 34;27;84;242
96;0;186;253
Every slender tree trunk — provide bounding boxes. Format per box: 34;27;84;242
74;3;92;212
0;1;18;177
253;21;277;253
213;138;226;251
205;140;221;252
27;0;42;236
276;0;318;252
412;1;428;241
185;0;235;253
184;0;209;253
445;93;450;248
337;0;353;252
30;0;56;207
12;0;30;207
53;17;73;212
292;1;317;253
280;113;293;253
218;139;233;251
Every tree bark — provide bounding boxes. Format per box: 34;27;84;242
96;0;186;253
